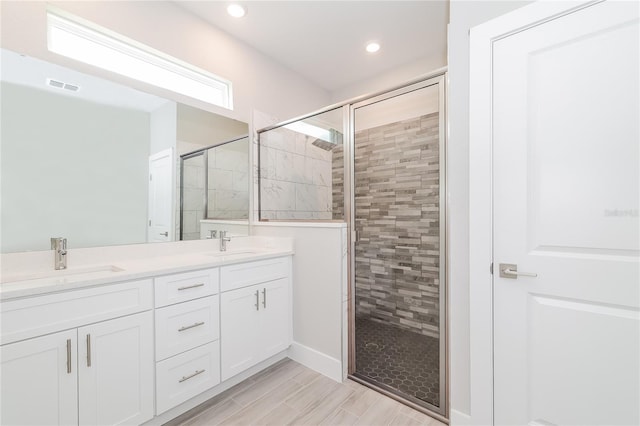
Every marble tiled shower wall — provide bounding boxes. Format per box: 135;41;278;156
179;141;249;240
259;128;334;220
352;112;440;338
206;143;250;220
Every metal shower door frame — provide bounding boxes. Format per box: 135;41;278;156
345;73;448;420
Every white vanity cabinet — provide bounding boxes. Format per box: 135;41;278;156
1;251;293;425
1;330;79;425
0;279;154;426
220;257;292;381
154;268;221;415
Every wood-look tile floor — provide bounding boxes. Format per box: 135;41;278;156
168;359;445;426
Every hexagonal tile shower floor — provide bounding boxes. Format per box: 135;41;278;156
355;317;440;408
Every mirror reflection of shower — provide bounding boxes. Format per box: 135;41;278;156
179;136;249;240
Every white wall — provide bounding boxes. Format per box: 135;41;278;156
0;82;149;252
0;1;331;124
252;224;347;381
448;1;531;423
330;55;446;104
149;102;177;156
176;103;248;147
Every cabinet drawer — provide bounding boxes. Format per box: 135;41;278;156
155;269;219;308
155;296;219;361
220;257;289;292
1;279;153;345
155;341;220;415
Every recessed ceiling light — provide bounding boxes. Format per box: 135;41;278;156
227;4;247;18
365;42;380;53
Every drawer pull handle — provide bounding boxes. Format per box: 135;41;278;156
179;369;205;383
262;288;267;308
86;334;91;367
66;339;72;374
177;283;205;291
178;321;205;332
255;290;260;311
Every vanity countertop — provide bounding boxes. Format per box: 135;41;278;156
0;243;293;301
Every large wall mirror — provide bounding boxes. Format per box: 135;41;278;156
0;48;249;253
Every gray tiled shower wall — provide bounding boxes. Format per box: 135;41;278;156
333;113;440;337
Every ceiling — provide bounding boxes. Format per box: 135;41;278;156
176;1;448;92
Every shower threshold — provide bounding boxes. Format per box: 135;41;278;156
348;374;448;424
352;317;443;419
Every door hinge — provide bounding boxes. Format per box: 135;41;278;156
149;220;152;226
490;262;494;274
149;174;153;181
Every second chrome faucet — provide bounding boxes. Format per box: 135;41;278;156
219;230;231;251
51;237;67;270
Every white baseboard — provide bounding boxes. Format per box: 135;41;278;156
451;409;478;426
288;341;343;382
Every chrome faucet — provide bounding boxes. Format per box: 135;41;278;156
51;237;67;270
219;231;231;251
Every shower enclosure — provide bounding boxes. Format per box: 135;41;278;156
349;77;446;417
257;72;447;419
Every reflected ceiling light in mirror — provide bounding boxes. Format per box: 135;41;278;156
227;4;247;18
366;42;381;53
46;9;233;110
283;121;341;146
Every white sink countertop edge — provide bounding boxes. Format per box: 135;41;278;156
0;248;294;301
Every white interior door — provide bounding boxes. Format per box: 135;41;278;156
492;1;639;425
148;148;174;242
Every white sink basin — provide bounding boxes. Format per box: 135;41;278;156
1;265;125;284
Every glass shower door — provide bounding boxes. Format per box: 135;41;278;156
180;151;206;240
350;79;445;415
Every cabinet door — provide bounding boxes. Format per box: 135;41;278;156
259;278;291;360
78;311;154;425
220;285;260;381
1;330;78;426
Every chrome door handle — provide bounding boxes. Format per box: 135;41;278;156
66;339;72;374
177;283;205;291
178;321;205;332
86;334;91;367
178;369;205;383
499;263;538;279
262;288;267;308
255;290;260;311
159;232;169;237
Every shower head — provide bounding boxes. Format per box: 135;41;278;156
311;128;343;151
